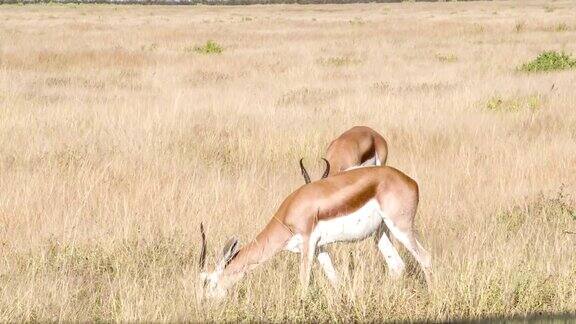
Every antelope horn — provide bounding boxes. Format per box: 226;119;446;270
321;158;330;179
199;222;207;270
299;158;311;184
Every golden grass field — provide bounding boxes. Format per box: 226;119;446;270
1;0;576;321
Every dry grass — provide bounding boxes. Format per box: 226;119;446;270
1;0;576;321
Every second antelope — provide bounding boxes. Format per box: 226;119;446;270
198;163;431;299
300;126;388;184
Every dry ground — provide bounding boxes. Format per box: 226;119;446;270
1;0;576;321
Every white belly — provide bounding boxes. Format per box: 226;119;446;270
284;199;382;252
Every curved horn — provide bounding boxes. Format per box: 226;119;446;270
299;158;311;184
199;223;207;270
321;158;330;179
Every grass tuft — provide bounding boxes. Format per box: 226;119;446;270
485;94;543;112
554;23;569;32
318;56;361;67
436;53;458;63
193;40;223;55
514;21;525;33
348;17;365;25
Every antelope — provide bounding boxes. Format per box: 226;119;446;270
299;126;388;184
197;164;432;300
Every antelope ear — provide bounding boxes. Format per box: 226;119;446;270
216;237;240;271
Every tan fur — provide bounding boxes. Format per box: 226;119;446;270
325;126;389;175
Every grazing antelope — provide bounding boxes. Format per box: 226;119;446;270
299;126;388;184
198;164;431;300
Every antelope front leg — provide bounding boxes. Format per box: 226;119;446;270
299;235;318;295
299;236;311;294
317;247;339;288
377;230;406;279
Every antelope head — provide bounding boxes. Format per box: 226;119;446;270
299;158;330;184
197;223;242;300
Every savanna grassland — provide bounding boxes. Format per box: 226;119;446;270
1;0;576;321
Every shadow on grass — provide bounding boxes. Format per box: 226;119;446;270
449;312;576;323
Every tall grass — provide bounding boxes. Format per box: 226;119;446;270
1;1;576;321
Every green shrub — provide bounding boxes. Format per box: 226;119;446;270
519;51;576;72
193;40;223;55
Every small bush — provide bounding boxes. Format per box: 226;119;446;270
193;40;223;55
497;186;576;234
535;187;576;223
547;185;576;221
519;51;576;73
